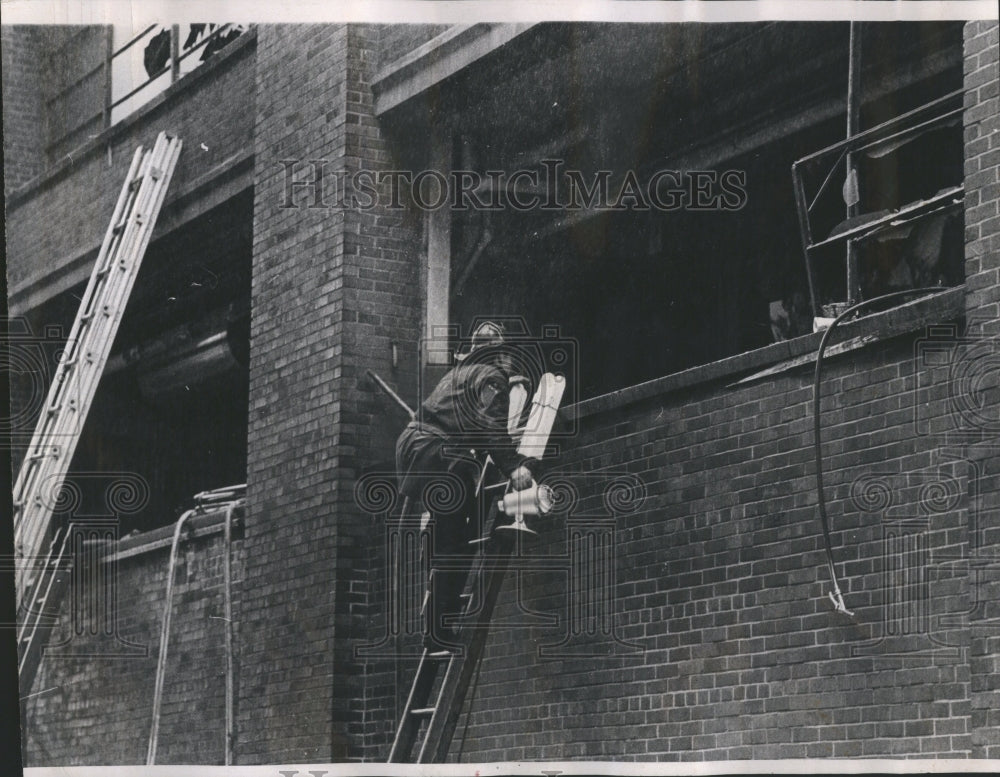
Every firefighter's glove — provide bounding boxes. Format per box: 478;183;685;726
510;465;533;491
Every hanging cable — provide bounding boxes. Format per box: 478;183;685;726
813;287;945;616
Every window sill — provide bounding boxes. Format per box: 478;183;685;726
565;286;964;421
101;503;245;563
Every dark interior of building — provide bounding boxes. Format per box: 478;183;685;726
22;193;252;531
432;22;966;399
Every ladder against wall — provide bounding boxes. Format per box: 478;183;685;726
389;373;566;763
388;500;516;764
13;132;183;695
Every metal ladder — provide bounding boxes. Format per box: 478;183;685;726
14;132;183;695
387;507;515;764
377;370;565;763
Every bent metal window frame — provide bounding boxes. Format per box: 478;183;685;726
791;89;964;315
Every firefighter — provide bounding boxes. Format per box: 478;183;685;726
395;321;534;648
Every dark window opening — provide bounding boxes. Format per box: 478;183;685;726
18;195;252;532
451;115;846;400
447;22;963;400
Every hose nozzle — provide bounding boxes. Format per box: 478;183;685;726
828;588;854;618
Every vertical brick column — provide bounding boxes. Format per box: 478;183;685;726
239;24;422;763
963;20;1000;760
341;25;425;762
963;21;1000;329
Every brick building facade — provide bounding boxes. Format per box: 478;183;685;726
4;18;999;765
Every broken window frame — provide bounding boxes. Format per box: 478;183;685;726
107;23;248;126
792;88;964;316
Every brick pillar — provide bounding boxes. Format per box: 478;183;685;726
963;21;1000;329
239;25;421;763
962;20;1000;760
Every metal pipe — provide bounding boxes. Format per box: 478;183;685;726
845;22;863;304
222;502;236;765
367;370;416;420
194;484;247;505
795;88;962;166
791;162;819;318
146;498;241;764
146;507;197;765
170;25;180;83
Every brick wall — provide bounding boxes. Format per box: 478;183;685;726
240;23;422;763
4;33;255;291
10;21;999;765
347;22;999;762
23;521;245;765
963;21;1000;333
963;19;1000;761
408;331;975;761
2;25;111;197
37;25;110;165
342;23;425;761
353;22;1000;761
2;27;46;195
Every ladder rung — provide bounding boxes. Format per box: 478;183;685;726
427;650;454;659
410;707;436;717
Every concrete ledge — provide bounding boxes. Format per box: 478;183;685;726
105;502;245;563
565;286;965;421
7;150;254;317
372;23;538;115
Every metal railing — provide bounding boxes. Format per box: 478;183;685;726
792;90;964;313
